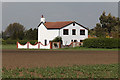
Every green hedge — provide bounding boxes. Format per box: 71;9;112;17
2;40;37;45
83;38;120;48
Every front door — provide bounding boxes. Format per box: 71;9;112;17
45;39;47;45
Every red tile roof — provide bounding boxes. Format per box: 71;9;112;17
38;21;88;30
44;21;74;29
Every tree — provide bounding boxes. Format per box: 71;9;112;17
52;36;63;44
91;11;120;38
99;11;120;37
94;23;106;37
24;28;32;40
4;23;25;40
111;25;120;38
0;32;2;38
2;31;8;40
33;28;38;40
89;28;96;37
52;36;62;42
24;28;38;40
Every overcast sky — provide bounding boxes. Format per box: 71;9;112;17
2;2;118;31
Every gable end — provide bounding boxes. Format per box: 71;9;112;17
59;21;88;30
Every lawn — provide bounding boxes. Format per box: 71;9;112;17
57;46;119;51
2;45;17;49
2;64;119;78
2;44;119;51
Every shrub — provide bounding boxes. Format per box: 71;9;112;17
52;36;62;42
2;40;37;45
52;36;62;44
83;38;120;49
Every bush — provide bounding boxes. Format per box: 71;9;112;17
83;38;120;49
52;36;62;42
2;40;37;45
52;36;63;44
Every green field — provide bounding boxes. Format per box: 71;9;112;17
2;44;119;51
2;45;17;49
57;46;119;51
2;64;119;78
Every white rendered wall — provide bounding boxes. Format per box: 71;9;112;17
41;18;45;23
38;23;88;46
60;23;88;45
38;23;59;45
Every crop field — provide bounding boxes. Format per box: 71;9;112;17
3;50;118;68
2;64;119;78
2;46;119;78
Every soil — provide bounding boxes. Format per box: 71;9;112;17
2;49;118;69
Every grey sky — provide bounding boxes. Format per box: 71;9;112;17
118;1;120;18
2;2;118;31
0;1;2;32
2;0;119;2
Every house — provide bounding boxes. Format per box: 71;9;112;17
38;15;88;45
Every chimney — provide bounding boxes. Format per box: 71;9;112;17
41;15;43;18
40;15;45;23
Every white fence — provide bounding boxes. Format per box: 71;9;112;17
17;42;51;49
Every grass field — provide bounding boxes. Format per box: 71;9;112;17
2;44;119;51
2;64;119;78
58;46;119;51
2;45;16;49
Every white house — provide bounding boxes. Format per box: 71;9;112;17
38;15;88;45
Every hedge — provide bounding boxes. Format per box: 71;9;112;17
2;40;38;45
83;38;120;48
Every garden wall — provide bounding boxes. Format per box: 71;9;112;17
17;42;61;49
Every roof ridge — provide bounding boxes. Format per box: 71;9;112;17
46;21;74;22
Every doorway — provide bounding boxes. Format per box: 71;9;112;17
45;39;47;45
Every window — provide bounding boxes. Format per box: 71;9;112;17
63;29;69;35
72;29;76;35
80;30;85;35
74;40;77;42
80;40;83;42
71;40;73;42
73;23;75;26
45;39;47;45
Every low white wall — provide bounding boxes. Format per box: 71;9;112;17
40;43;50;49
17;42;50;49
29;43;39;49
17;42;27;49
